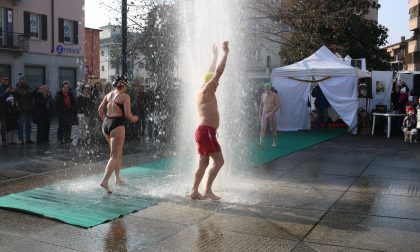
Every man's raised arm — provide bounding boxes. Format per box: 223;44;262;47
212;41;229;84
208;44;218;73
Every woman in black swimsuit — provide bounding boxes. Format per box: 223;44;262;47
98;75;139;193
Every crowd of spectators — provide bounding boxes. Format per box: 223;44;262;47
0;74;161;147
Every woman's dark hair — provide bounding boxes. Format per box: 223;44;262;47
61;81;70;88
113;74;128;88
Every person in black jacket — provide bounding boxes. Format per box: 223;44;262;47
4;95;19;145
15;76;34;144
33;85;54;144
54;81;77;144
0;76;11;145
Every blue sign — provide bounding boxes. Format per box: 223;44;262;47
56;44;81;54
56;44;64;54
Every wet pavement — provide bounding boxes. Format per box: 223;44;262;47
0;133;420;251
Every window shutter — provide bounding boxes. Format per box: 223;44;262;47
72;20;78;44
58;18;64;43
41;15;47;40
24;11;30;37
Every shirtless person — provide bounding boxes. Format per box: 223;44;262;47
258;82;280;147
190;41;229;200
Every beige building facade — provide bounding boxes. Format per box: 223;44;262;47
0;0;84;94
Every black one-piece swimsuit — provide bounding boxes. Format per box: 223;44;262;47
102;94;125;135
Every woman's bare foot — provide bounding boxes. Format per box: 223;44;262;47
189;190;203;200
204;191;221;200
100;183;112;194
115;177;125;185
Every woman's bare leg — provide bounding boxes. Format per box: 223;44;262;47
113;127;125;185
100;127;124;193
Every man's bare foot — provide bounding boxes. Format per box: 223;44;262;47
115;177;125;185
204;191;221;200
100;183;112;194
272;142;277;147
189;190;203;200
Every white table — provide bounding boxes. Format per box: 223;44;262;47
371;112;406;138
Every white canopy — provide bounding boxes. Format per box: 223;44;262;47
271;46;360;132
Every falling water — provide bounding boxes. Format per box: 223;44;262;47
176;0;255;195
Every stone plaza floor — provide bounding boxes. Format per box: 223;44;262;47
0;133;419;251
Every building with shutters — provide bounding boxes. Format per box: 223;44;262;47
0;0;84;95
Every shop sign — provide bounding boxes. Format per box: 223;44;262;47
56;44;81;54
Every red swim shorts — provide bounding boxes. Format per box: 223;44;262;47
195;125;221;156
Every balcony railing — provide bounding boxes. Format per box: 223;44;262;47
0;31;29;52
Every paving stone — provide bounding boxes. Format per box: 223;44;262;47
132;201;216;225
307;153;374;166
293;160;366;177
349;176;420;196
252;183;344;210
361;164;420;180
0;233;24;247
258;158;307;172
0;209;63;237
277;151;318;162
33;215;187;251
0;159;60;174
332;191;420;220
0;238;78;252
243;165;290;181
275;171;356;191
370;157;420;169
200;205;324;240
139;226;297;252
293;242;377;251
0;170;34;180
306;212;420;251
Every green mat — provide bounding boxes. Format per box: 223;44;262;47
245;128;346;166
0;128;345;228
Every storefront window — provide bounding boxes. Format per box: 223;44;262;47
24;66;45;90
59;68;76;90
0;65;11;80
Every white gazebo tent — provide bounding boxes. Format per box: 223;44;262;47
271;46;366;132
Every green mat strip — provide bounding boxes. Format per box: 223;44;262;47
0;129;346;228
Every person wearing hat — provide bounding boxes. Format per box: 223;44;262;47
98;74;138;194
258;82;280;147
402;106;418;143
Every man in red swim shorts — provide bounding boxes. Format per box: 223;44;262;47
190;41;229;200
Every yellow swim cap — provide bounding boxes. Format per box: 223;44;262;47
204;72;214;83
